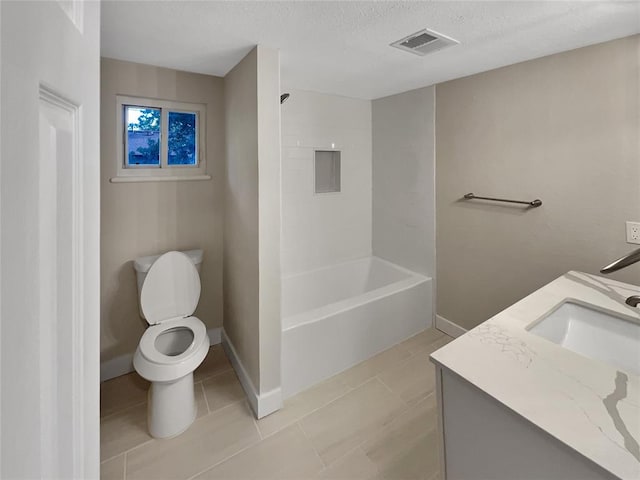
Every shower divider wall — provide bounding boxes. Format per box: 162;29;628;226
281;256;432;398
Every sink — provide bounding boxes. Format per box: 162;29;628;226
528;301;640;376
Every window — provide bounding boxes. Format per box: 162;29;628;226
113;96;209;182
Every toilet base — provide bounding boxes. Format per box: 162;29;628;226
147;373;196;438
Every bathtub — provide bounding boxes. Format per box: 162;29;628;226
281;256;433;398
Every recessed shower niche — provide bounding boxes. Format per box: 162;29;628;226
314;150;341;193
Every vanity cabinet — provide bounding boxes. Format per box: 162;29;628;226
435;366;618;480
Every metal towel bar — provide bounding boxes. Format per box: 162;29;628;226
463;193;542;208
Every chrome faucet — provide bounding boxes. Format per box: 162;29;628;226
600;247;640;307
600;247;640;274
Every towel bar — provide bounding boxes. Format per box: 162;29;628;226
463;193;542;208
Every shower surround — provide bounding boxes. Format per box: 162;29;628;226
280;88;436;396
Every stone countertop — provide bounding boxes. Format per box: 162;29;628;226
431;271;640;480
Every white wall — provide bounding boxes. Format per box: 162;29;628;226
281;89;372;275
372;86;436;277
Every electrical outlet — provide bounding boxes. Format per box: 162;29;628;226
626;221;640;245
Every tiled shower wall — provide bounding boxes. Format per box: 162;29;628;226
280;89;372;275
372;86;435;278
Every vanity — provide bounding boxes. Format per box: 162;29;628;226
431;271;640;480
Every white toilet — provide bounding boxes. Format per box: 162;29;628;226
132;249;210;438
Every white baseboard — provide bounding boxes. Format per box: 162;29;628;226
221;329;282;419
435;315;467;338
207;327;222;345
257;386;284;418
100;327;222;382
100;353;134;383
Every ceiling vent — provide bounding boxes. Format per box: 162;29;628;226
390;28;459;56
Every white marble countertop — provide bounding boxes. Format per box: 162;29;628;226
431;271;640;480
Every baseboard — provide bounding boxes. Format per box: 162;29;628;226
100;327;222;382
207;327;222;345
221;329;282;419
100;353;134;383
435;315;467;338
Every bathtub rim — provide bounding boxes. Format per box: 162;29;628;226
281;254;425;282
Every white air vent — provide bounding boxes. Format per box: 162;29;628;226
391;28;459;56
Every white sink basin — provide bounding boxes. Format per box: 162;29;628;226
528;301;640;376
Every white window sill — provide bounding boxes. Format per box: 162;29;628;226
110;174;212;183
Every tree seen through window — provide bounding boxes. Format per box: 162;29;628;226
127;107;160;165
126;107;198;167
168;112;197;165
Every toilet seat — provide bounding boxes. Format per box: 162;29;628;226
135;316;209;383
138;316;208;365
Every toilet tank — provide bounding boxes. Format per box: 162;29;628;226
133;249;203;319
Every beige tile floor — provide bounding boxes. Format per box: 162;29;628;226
101;328;452;480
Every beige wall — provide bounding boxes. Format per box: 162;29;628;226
372;86;435;278
223;46;281;394
223;48;260;389
436;36;640;330
256;46;282;394
100;58;224;362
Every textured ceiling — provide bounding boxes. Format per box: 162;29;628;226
101;1;640;99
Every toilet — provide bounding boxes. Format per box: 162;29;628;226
132;249;210;438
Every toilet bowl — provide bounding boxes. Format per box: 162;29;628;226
133;250;210;438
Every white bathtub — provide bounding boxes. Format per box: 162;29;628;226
281;256;432;398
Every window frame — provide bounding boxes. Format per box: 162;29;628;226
114;95;209;182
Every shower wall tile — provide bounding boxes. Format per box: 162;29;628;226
281;89;372;275
372;86;436;278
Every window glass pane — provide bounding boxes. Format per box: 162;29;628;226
168;111;197;165
126;106;160;166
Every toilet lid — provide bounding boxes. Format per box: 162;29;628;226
140;251;201;325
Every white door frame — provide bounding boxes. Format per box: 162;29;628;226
0;1;100;478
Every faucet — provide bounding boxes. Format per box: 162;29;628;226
600;247;640;307
600;247;640;274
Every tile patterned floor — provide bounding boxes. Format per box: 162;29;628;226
100;328;452;480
